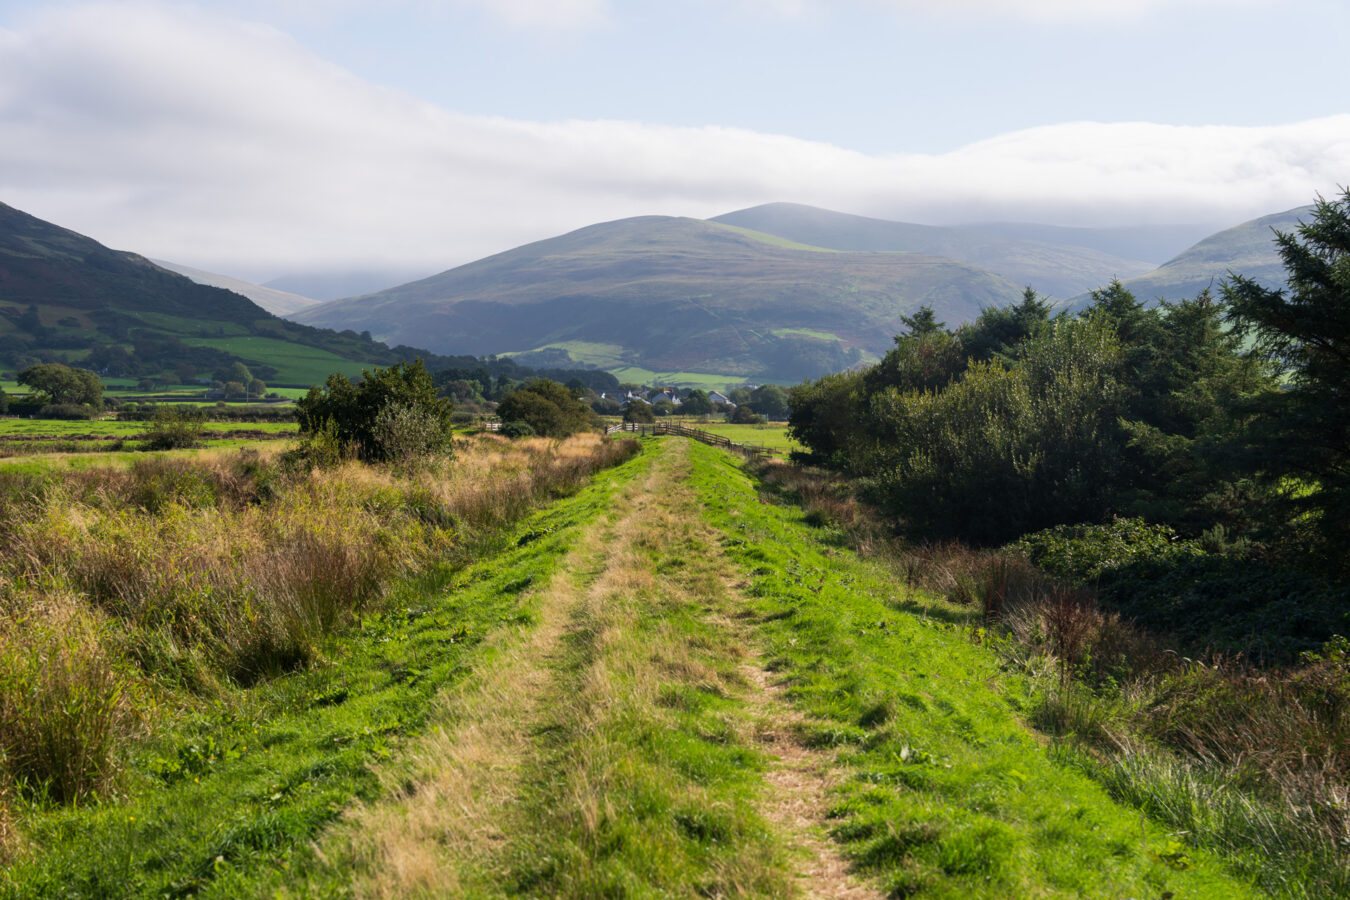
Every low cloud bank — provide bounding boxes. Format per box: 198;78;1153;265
1;3;1342;276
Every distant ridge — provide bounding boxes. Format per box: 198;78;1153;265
294;214;1026;384
711;203;1156;298
152;260;320;316
266;269;435;303
1067;205;1314;309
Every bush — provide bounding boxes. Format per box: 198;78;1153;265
295;360;453;463
500;420;536;438
38;403;100;420
496;379;593;438
727;405;765;425
142;405;205;450
623;399;655;424
1011;518;1200;583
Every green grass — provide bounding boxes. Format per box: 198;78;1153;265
708;222;844;253
183;336;369;385
770;327;844;342
685;441;1258;898
695;423;799;452
0;420;297;437
500;340;631;368
123;309;250;337
609;366;749;391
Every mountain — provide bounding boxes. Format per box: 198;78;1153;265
710;203;1156;299
152;260;320;316
1068;206;1313;309
0;201;396;385
265;269;435;302
293;215;1026;384
951;222;1219;268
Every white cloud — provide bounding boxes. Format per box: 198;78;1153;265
742;0;1270;22
0;2;1343;277
454;0;611;29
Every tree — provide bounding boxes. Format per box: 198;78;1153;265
17;363;103;407
495;378;593;438
728;405;765;425
900;304;945;337
295;360;453;463
213;361;253;386
623;399;655;424
748;384;789;420
787;370;863;468
680;389;713;416
1224;189;1350;571
957;287;1052;363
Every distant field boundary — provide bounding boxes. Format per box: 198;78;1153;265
606;421;782;459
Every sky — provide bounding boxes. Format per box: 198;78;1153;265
0;0;1347;281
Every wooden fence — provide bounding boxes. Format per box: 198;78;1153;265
604;421;780;459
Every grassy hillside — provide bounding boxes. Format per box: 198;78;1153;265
295;215;1024;384
711;203;1155;299
1068;205;1313;308
0;202;397;385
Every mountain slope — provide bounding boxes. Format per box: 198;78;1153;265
152;260;321;316
1084;206;1313;307
0;201;394;384
711;203;1155;298
294;215;1026;383
952;221;1219;267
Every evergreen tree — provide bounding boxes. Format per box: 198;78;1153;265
1224;190;1350;571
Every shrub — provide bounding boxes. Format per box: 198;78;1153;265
142;405;205;450
38;403;100;420
1011;517;1200;583
295;360;453;463
623;399;655;424
727;405;765;425
496;379;593;438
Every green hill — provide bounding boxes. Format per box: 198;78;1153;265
0;201;395;385
294;215;1025;384
1075;206;1314;308
710;203;1156;299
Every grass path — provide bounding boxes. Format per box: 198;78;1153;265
296;438;881;897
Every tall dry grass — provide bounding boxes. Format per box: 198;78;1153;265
0;433;638;820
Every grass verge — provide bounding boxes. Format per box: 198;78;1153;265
689;442;1259;899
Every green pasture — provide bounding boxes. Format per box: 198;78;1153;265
694;422;798;452
0;419;297;437
609;366;750;391
183;336;369;384
0;439;292;473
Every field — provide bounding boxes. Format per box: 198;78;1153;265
182;336;371;384
0;416;299;469
695;421;800;452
